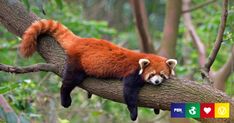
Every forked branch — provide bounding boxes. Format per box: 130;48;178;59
182;0;217;13
201;0;228;83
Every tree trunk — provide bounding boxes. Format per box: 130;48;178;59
159;0;182;58
0;0;233;122
129;0;155;53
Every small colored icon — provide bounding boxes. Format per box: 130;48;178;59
215;103;230;118
185;103;200;118
200;103;214;118
171;102;230;119
171;103;185;118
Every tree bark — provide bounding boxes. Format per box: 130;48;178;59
202;0;228;84
129;0;155;53
159;0;182;58
0;0;234;122
212;47;234;91
183;0;206;66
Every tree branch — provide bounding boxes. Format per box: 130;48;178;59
211;47;234;91
183;0;206;66
182;0;217;13
129;0;155;53
183;0;231;91
80;78;234;123
0;63;57;74
159;0;182;58
201;0;228;83
0;0;234;122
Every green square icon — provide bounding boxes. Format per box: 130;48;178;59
185;103;200;118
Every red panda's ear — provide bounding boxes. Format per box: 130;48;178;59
139;59;150;75
166;59;177;70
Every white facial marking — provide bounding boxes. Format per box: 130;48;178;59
138;59;150;75
171;70;175;76
149;75;163;85
166;59;177;69
139;69;143;75
160;71;169;79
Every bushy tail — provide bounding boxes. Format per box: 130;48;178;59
20;19;77;57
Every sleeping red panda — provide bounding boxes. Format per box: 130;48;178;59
20;19;177;121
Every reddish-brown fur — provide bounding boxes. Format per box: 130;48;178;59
20;19;171;79
20;19;175;121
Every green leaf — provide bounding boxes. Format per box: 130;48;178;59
91;111;103;116
58;118;70;123
0;86;10;94
22;0;30;11
0;83;19;94
55;0;63;9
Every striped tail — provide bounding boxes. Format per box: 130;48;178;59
20;19;77;57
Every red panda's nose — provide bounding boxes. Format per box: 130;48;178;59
149;75;163;85
154;80;160;85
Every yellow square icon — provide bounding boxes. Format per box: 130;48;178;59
215;103;230;118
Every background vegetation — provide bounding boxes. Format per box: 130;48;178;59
0;0;233;123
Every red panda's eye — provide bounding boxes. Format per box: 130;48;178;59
161;75;166;79
148;74;154;78
160;73;166;79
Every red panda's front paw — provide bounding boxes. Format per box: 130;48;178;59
61;95;72;108
154;108;160;114
60;84;76;108
128;106;138;121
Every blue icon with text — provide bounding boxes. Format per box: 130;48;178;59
171;103;186;118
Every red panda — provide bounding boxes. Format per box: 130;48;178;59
20;19;177;121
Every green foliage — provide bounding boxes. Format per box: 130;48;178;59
0;0;234;123
32;0;117;39
55;0;63;9
176;0;234;95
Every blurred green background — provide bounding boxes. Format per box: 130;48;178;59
0;0;233;123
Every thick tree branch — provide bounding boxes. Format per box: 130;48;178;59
182;0;217;13
0;0;234;122
80;78;234;123
183;0;206;66
0;63;57;74
129;0;155;53
159;0;182;58
201;0;228;83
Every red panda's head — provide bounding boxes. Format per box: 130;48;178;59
138;57;177;85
